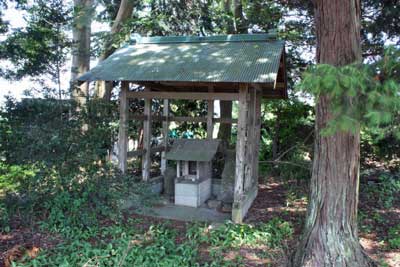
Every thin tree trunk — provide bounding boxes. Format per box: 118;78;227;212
70;0;93;106
94;0;135;99
272;113;280;160
217;100;233;147
291;1;376;266
218;0;246;146
233;0;245;33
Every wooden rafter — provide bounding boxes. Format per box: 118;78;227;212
126;91;239;101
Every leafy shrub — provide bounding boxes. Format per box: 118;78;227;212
0;162;38;193
1;161;157;229
388;224;400;249
0;97;117;167
188;218;293;249
17;223;199;267
0;202;9;228
362;173;400;209
377;174;400;209
0;98;158;229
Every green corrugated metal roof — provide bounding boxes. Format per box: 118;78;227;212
78;34;284;83
166;139;220;162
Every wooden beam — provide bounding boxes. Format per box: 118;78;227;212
253;89;262;188
233;83;249;222
275;82;285;89
142;88;151;182
161;99;169;174
244;87;255;191
118;81;129;174
128;145;166;158
130;114;237;124
207;86;214;139
127;91;238;101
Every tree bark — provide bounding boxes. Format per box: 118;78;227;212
217;100;233;147
291;0;376;266
70;0;93;106
218;0;246;147
94;0;135;99
272;112;280;160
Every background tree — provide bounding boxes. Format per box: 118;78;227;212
94;0;137;99
0;0;70;98
70;0;94;106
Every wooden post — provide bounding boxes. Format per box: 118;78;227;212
176;160;182;177
177;161;181;177
207;86;214;139
252;89;262;188
244;87;255;191
95;80;112;99
183;161;189;176
118;81;129;174
142;88;152;181
233;84;249;206
161;99;169;174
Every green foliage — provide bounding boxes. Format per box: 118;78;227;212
361;128;400;165
0;0;70;84
0;162;37;193
9;218;293;267
0;97;116;167
187;218;293;250
298;46;400;137
259;98;314;182
362;0;400;56
16;218;293;267
362;173;400;209
388;224;400;249
0;97;158;229
169;100;208;139
15;223;198;267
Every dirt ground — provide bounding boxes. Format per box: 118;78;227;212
1;177;399;267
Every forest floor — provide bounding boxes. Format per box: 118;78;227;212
1;176;399;267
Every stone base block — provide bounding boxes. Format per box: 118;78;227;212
175;178;211;208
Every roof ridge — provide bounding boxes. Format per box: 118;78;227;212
131;33;278;45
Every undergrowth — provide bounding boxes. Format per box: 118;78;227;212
11;218;294;267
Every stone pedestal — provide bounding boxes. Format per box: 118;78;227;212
218;150;235;203
175;177;211;207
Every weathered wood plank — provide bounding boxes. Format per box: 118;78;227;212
127;91;238;101
142;87;151;181
207;86;214;139
244;87;255;191
252;89;262;188
233;84;249;211
161;99;169;175
177;161;181;177
118;81;129;174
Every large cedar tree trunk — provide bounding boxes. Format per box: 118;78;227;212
70;0;93;106
291;1;376;266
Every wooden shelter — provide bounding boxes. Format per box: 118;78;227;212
78;33;287;223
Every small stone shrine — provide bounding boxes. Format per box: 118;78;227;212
165;139;220;207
